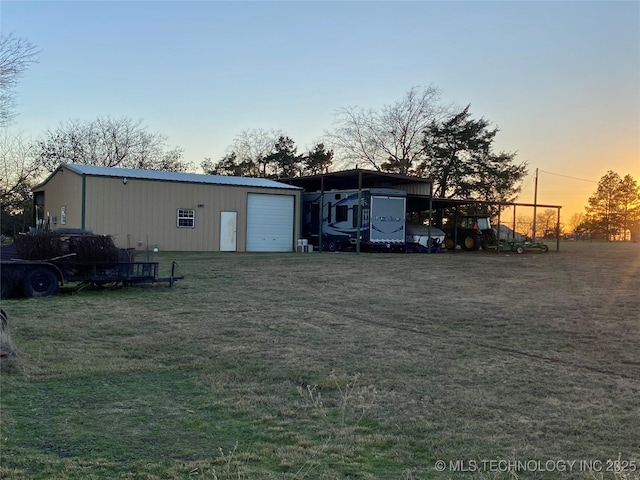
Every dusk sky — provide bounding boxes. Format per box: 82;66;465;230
3;1;639;219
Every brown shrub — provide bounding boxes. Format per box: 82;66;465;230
15;231;120;262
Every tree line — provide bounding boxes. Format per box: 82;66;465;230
201;131;334;178
1;33;638;240
202;87;527;210
510;172;640;241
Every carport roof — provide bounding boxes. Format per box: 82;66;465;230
279;168;432;191
33;164;302;191
280;169;561;212
406;196;563;212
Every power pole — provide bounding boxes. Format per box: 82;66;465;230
532;168;539;241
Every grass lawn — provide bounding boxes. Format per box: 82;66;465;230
1;241;639;479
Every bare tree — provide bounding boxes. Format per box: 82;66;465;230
1;130;43;235
516;214;533;238
536;209;559;238
220;128;285;177
0;33;39;127
567;212;584;233
34;117;190;172
327;86;449;174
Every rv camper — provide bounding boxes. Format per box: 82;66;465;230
302;188;407;252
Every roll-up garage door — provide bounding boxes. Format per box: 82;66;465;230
246;194;294;252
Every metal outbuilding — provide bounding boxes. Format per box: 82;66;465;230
32;164;302;252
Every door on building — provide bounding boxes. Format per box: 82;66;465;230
246;194;294;252
220;211;237;252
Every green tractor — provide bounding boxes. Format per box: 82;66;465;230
444;215;497;251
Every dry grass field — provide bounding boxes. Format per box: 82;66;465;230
1;241;639;479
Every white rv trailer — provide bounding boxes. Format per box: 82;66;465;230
302;188;407;252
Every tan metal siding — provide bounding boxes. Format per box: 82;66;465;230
36;168;300;252
36;168;83;229
81;176;300;252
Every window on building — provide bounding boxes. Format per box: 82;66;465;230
177;209;195;228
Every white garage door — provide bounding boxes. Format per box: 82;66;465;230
246;194;294;252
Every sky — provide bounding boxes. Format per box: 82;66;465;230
2;0;639;220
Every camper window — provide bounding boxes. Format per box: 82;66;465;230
336;205;348;222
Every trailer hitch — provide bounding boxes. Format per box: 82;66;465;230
157;261;184;287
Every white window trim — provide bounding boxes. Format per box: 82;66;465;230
177;208;195;228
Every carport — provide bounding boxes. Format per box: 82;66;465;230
281;169;562;253
406;195;563;252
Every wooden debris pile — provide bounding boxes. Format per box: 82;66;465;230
15;231;124;262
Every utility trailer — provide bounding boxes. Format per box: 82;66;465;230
498;239;549;254
1;232;182;299
1;256;182;299
1;258;65;298
302;188;407;252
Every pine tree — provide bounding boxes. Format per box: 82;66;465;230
584;171;640;240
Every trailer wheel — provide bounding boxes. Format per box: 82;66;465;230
540;244;549;253
516;246;524;254
23;267;59;298
1;272;14;299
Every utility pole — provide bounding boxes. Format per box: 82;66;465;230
532;168;539;241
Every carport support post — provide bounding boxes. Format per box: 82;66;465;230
556;207;561;252
428;197;433;254
532;168;539;241
453;206;459;252
356;171;362;254
32;195;37;229
497;204;502;254
318;175;324;252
